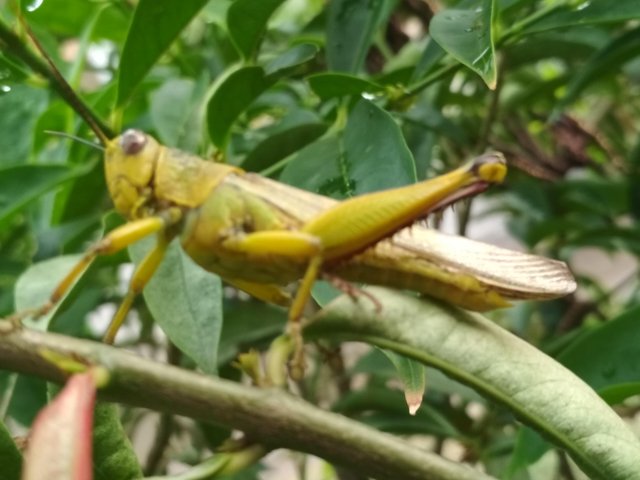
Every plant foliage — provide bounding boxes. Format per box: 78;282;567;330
1;0;640;478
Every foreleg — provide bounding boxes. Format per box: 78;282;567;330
7;217;166;324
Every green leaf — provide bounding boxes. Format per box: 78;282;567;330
402;102;469;145
380;350;426;415
264;43;318;77
430;0;498;89
227;0;287;60
311;281;342;307
411;40;446;81
0;85;47;165
242;123;327;173
552;26;640;119
207;66;273;149
307;73;384;100
203;1;233;27
24;0;127;42
504;29;603;69
150;77;206;151
54;160;109;225
341;99;417;193
281;99;416;196
353;350;485;401
306;288;640;480
93;403;143;480
0;420;22;480
332;386;460;437
557;305;640;404
117;0;208;105
6;375;47;427
218;298;286;366
279;134;345;196
523;0;640;35
13;254;86;331
0;54;29;83
506;427;550;479
326;0;387;73
0;164;92;228
130;238;222;375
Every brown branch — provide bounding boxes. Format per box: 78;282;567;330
0;321;495;480
0;17;114;140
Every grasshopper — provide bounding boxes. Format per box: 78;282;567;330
5;23;576;374
13;128;575;371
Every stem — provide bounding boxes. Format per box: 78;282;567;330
403;62;459;99
0;17;114;140
0;321;496;480
497;3;564;48
404;2;567;101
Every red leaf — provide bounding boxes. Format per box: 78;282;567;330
22;373;96;480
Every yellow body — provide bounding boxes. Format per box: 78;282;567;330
101;131;513;309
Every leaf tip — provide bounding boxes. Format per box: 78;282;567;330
23;373;97;480
405;391;423;416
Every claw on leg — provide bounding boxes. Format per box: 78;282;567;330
4;300;55;330
323;274;382;313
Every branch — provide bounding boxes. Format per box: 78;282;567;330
0;321;494;480
0;17;115;139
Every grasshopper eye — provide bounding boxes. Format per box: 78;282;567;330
120;129;147;155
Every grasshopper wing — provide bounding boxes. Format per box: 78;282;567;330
228;173;576;309
393;228;577;301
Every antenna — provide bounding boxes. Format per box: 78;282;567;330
44;130;105;151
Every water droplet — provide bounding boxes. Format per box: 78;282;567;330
26;0;44;12
577;1;590;11
464;27;473;33
1;85;11;93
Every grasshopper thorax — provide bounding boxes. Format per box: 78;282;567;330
105;129;162;219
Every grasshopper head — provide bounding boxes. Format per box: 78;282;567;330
105;129;162;218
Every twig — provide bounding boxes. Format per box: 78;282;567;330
0;321;495;480
0;18;114;139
